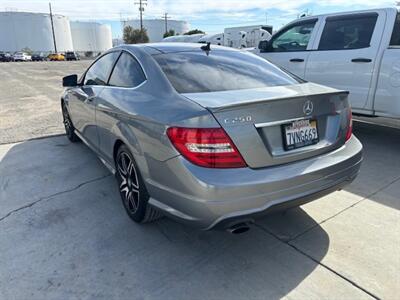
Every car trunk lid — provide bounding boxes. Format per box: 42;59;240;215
182;83;350;168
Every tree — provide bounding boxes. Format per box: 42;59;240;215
184;29;205;35
123;26;149;44
163;29;176;38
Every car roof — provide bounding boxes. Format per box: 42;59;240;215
293;7;398;22
116;42;240;55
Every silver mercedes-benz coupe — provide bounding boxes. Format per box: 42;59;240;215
61;43;362;232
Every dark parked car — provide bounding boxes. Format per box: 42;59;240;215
65;51;80;61
0;53;14;62
32;53;46;61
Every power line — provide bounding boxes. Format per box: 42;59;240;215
49;2;57;53
134;0;147;30
162;12;171;34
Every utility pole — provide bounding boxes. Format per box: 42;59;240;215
162;12;171;34
49;2;57;53
134;0;147;30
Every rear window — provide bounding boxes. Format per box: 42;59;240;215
390;13;400;46
318;13;378;50
153;50;299;93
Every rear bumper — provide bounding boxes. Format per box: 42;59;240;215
146;135;363;230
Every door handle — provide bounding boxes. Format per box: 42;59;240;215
351;58;372;63
290;58;304;62
87;96;95;102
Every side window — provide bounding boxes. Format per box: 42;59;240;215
390;13;400;46
270;20;317;52
108;52;146;88
318;14;378;50
84;52;119;86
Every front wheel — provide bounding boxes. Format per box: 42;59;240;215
115;145;162;223
62;102;80;142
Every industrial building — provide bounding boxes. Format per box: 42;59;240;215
123;19;189;42
0;11;112;53
0;11;73;52
70;21;112;52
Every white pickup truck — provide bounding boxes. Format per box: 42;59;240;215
255;8;400;118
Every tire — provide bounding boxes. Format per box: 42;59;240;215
115;145;162;223
62;102;80;143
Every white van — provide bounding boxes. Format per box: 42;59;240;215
255;8;400;118
162;34;205;43
198;33;224;45
224;25;272;49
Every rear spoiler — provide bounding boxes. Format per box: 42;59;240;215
182;83;349;112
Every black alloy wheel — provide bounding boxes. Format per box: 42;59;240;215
62;102;80;142
115;145;162;223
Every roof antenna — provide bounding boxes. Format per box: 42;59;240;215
201;42;211;52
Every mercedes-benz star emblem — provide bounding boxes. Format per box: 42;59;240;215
303;100;314;116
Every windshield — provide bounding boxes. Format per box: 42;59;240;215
153;50;300;93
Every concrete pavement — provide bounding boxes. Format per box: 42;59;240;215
0;61;90;144
0;121;399;299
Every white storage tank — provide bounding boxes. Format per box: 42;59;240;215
124;19;189;42
0;11;73;52
70;21;112;52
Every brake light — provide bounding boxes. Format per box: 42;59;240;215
345;108;353;142
167;127;246;168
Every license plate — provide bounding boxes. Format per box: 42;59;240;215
282;119;319;151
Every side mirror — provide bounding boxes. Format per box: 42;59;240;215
63;74;78;87
258;40;270;52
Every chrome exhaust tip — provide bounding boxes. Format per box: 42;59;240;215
227;222;251;234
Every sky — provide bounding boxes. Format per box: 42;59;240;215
0;0;398;38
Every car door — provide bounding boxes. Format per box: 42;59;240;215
374;11;400;117
96;51;147;163
257;18;320;78
68;51;120;149
305;11;386;112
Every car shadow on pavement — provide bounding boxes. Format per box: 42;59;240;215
345;121;400;210
0;136;331;299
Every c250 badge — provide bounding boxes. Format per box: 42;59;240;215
224;116;252;124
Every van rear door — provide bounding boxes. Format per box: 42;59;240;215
304;11;386;114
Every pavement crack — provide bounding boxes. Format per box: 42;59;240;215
255;223;381;300
253;176;400;298
0;174;111;222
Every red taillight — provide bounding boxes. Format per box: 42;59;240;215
167;127;246;168
345;108;353;142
